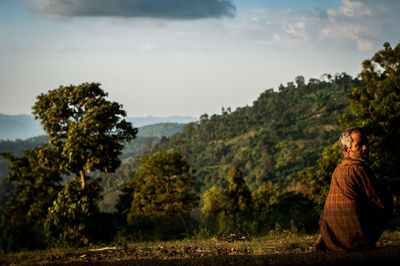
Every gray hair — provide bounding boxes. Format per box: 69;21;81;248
339;127;364;154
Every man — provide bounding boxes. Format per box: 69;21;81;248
316;127;392;251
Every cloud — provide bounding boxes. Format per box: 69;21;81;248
27;0;236;19
319;0;400;51
241;0;400;52
327;0;372;17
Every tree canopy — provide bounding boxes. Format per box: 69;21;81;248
32;83;138;189
340;42;400;196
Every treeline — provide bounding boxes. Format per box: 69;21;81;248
114;153;319;240
0;42;399;252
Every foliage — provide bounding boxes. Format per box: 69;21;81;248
252;181;277;212
44;177;102;247
117;151;199;240
201;166;254;235
219;166;254;234
257;191;319;234
202;186;227;215
0;178;14;218
127;151;198;218
201;166;319;235
32;82;138;189
298;143;342;207
339;42;400;197
226;166;253;213
0;146;62;251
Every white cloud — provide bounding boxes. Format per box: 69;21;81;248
356;39;375;51
327;0;372;17
319;0;400;51
240;0;400;52
285;20;307;40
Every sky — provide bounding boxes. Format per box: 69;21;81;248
0;0;399;118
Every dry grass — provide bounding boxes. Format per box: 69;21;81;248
1;231;400;265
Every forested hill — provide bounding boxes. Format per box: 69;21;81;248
153;74;361;191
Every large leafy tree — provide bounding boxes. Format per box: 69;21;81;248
0;146;63;251
339;42;400;195
32;83;138;189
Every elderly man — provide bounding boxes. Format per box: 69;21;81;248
316;127;392;251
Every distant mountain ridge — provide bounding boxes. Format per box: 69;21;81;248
127;116;196;127
0;114;44;141
0;114;196;140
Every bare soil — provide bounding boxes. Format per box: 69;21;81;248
2;232;400;265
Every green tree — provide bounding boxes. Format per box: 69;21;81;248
0;146;63;251
201;186;228;235
226;166;252;213
339;42;400;197
214;166;253;234
117;151;198;240
32;83;138;189
252;181;277;212
44;177;102;247
202;186;227;215
127;151;198;219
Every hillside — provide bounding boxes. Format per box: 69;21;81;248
150;74;361;192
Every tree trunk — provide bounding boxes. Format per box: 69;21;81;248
80;170;86;190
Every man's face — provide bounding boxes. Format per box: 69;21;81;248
345;132;369;161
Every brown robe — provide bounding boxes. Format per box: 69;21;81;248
319;157;392;251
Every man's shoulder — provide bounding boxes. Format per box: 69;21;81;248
335;157;367;174
340;157;365;167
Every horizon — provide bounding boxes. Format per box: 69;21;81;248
0;112;197;119
1;0;399;118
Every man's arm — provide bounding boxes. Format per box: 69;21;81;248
354;163;392;213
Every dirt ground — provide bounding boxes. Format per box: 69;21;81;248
54;246;399;266
2;233;400;265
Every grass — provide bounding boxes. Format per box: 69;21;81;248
1;231;400;265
